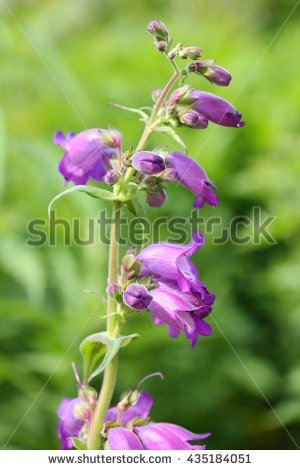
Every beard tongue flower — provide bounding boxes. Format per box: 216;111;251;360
136;231;215;347
166;152;218;209
106;391;210;450
53;128;118;185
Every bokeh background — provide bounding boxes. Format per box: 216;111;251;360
1;0;300;450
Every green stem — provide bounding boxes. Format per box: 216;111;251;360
87;67;180;450
87;201;121;450
124;69;180;183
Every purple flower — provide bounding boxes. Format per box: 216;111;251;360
166;152;218;209
149;283;213;348
53;128;117;185
108;424;209;450
105;391;153;425
57;398;84;450
106;391;210;450
190;90;245;127
136;232;214;346
137;231;207;295
146;189;167;208
200;64;232;86
132;151;166;175
123;283;153;311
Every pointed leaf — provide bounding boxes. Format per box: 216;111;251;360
80;332;139;382
154;126;187;151
108;102;149;120
126;198;147;218
48;185;115;217
70;438;87;450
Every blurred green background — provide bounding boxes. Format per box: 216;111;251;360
1;0;300;450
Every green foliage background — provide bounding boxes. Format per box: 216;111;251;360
1;0;300;450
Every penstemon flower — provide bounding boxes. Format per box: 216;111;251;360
105;391;210;450
53;128;120;185
50;19;245;450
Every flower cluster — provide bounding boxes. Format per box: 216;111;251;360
117;232;214;348
57;389;210;450
52;19;245;451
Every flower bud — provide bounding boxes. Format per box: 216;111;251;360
146;189;167;208
201;65;232;86
104;169;119;185
147;20;169;41
156;41;167;52
132;151;166;175
106;282;122;298
192;61;231;86
159;168;178;182
183;46;202;60
178;109;208;129
167;48;178;60
123;283;152;311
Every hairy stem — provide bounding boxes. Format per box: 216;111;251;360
87;201;121;450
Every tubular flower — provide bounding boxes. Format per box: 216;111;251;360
136;232;214;346
190;90;245;127
166;152;218;209
53;128;117;185
106;392;210;450
137;231;207;295
149;283;213;348
57;398;84;450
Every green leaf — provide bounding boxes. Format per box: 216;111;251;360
80;332;139;382
154;126;187;152
126;198;147;218
108;102;149;120
70;438;87;450
48;185;115;217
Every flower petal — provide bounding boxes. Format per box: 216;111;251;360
107;428;144;450
166;152;218;208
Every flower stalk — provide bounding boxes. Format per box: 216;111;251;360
87;201;121;450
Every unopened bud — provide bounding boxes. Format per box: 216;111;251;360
167;48;177;60
106;282;122;298
178;109;208;129
200;64;232;87
156;41;167;52
146;189;167;208
183;46;202;60
147;20;169;41
132;151;166;175
123;283;152;311
104;169;119;185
